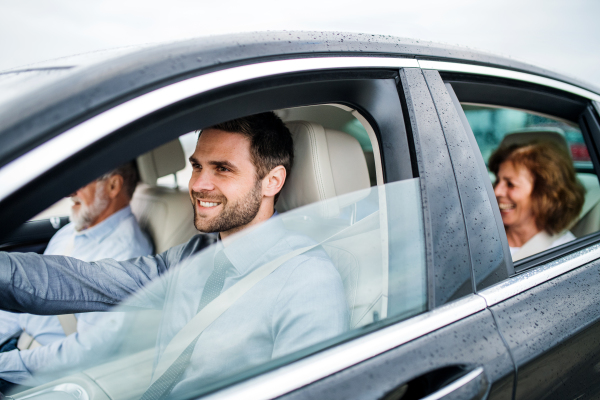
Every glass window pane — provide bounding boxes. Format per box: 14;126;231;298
12;179;426;400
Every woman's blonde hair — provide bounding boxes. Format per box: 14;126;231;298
489;141;585;235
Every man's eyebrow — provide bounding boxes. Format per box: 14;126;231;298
208;160;238;170
188;156;198;164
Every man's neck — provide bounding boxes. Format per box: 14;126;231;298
220;204;275;246
86;200;129;230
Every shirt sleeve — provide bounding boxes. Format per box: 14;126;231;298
0;251;170;314
0;312;137;386
0;235;207;315
271;255;349;359
0;310;21;345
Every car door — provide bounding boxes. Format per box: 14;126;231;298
0;51;513;400
433;60;600;399
204;68;514;400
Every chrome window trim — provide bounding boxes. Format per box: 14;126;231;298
478;243;600;307
0;56;418;203
202;295;486;400
418;60;600;103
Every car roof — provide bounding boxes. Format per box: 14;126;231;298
1;31;598;167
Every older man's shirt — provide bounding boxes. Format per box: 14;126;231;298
0;205;153;385
0;214;349;392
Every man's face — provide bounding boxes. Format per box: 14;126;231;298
70;179;110;231
188;129;263;235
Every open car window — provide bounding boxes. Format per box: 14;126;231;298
461;103;600;263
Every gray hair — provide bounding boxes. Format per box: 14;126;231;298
99;161;139;199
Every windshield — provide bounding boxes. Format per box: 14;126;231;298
6;178;426;400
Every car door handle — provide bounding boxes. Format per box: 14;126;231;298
421;367;487;400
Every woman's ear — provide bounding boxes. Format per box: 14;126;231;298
262;166;286;198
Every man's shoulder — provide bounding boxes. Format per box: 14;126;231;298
161;233;217;263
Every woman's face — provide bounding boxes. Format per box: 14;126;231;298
494;161;537;232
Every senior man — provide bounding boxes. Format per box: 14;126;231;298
0;162;152;389
0;112;348;398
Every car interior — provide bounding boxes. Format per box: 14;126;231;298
461;103;600;240
5;103;424;400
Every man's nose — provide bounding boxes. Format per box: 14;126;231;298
190;170;215;191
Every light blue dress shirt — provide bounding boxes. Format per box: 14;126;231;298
0;205;153;385
0;212;349;394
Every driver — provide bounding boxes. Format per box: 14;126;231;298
0;112;349;398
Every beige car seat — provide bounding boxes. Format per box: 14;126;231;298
131;139;198;254
498;128;600;237
277;121;385;328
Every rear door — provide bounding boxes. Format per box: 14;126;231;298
437;60;600;400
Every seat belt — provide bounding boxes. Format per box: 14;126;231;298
57;314;78;336
150;212;379;385
17;332;42;350
16;314;77;351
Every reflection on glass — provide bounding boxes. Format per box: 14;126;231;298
12;179;426;400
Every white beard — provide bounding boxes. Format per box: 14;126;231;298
70;182;110;232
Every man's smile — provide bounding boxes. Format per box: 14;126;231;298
198;200;221;208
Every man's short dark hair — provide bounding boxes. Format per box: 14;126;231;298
101;161;139;199
204;112;294;202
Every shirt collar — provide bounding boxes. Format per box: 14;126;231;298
218;210;284;275
76;205;133;242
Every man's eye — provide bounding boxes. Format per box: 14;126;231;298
218;166;230;172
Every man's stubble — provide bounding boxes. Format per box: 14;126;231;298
191;179;262;234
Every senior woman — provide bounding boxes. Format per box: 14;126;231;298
490;141;585;261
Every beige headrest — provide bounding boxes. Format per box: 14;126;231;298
136;139;186;186
500;128;570;158
276;121;371;217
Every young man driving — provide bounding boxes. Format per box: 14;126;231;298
0;112;348;398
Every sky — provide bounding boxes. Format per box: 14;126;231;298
1;0;599;86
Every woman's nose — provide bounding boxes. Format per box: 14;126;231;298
494;181;505;197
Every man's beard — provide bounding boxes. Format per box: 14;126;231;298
70;182;110;232
191;180;262;234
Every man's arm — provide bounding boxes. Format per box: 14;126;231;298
0;311;139;386
0;234;212;315
0;311;21;345
0;251;171;314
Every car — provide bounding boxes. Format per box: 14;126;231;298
1;31;600;400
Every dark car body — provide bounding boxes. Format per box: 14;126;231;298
1;31;600;400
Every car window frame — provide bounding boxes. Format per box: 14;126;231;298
436;63;600;282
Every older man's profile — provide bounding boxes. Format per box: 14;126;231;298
0;112;348;398
0;162;153;390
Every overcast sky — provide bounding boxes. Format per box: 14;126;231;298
2;0;599;86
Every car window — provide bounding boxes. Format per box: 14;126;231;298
7;100;431;400
11;179;427;400
462;103;600;262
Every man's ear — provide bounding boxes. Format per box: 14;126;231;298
106;174;124;199
262;166;286;198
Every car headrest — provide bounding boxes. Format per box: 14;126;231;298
276;121;371;217
136;139;186;186
499;128;570;158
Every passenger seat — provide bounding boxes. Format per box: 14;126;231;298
131;140;198;254
277;121;384;328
